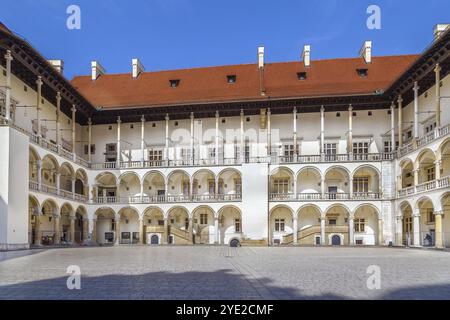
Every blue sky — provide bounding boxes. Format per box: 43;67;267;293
1;0;449;80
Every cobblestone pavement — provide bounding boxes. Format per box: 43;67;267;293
1;246;450;300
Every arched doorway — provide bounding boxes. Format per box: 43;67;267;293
150;234;159;245
331;235;341;245
218;206;242;245
142;207;165;245
269;205;293;245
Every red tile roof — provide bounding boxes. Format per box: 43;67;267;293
71;55;419;109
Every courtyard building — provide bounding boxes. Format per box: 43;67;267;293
0;22;449;250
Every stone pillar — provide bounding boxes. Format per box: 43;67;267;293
240;109;245;162
435;160;441;180
102;189;107;204
397;95;403;148
320;217;326;245
53;214;60;245
214;217;219;244
413;169;419;186
267;108;271;157
36;76;43;140
321;177;325;197
413;81;420;144
71;178;76;199
82;218;88;242
293;217;298;245
87;118;92;162
188;217;193;244
91;219;97;242
390;101;396;151
162;217;168;245
320;105;325;159
55;173;61;195
115;214;121;245
347;104;353;155
378;218;384;246
34;214;42;246
138;218;144;244
71;105;76;153
395;216;403;246
165;113;170;162
435;211;444;248
37;160;42;189
4;50;13;121
293;107;298;155
69;215;76;244
349;178;353;199
141;115;145;166
190;112;194;165
215;110;219;164
56;92;61;147
349;217;355;245
435;63;441;128
116;116;121;168
413;213;421;247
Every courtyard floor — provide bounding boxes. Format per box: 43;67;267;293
0;246;450;300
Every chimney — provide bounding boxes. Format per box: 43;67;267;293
302;45;311;67
258;46;265;69
48;59;64;74
434;24;449;41
91;60;105;80
359;40;372;64
132;58;145;78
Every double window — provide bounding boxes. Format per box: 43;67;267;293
353;177;369;193
354;219;365;232
353;142;369;154
200;214;208;225
273;178;289;194
274;219;285;232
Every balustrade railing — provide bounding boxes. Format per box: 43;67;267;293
269;192;380;201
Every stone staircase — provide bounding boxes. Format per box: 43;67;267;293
169;226;191;244
282;225;349;245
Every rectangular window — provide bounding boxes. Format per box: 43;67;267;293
84;144;96;155
273;178;289;194
235;219;241;232
426;167;435;181
158;220;164;226
328;219;337;225
234;179;242;195
324;143;337;155
208;147;216;159
275;219;285;232
354;219;365;232
148;148;163;163
404;217;413;233
200;213;208;225
353;177;369;193
353;142;369;154
427;209;435;223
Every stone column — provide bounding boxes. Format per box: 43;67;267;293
320;106;325;159
390;101;396;151
71;178;76;199
293;107;298;155
115;214;121;245
413;168;419;187
435;211;444;248
240;109;245;162
116;116;121;168
435;63;441;128
267;108;271;157
215;110;220;164
162;217;168;245
349;216;355;245
34;214;42;246
188;217;194;244
349;178;353;199
91;219;97;242
36;76;43;140
55;173;61;195
190;112;194;165
413;212;421;247
82;218;88;242
347;104;353;155
87;118;92;162
395;216;403;246
435;159;441;180
397;95;403;148
293;217;298;245
37;160;42;189
321;177;325;198
141;115;145;166
378;218;384;246
56;92;61;147
138;218;144;244
165;113;170;162
4;50;13;121
320;217;326;245
53;214;60;245
71;105;76;153
69;215;76;244
214;217;219;244
413;81;420;144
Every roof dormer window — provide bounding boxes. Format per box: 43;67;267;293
227;75;237;83
169;79;180;88
297;72;307;80
356;68;368;77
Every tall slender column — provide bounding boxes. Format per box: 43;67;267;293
349;178;353;199
37;160;42;189
267;108;271;157
162;217;168;245
87;118;92;162
321;177;325;197
240;109;244;162
215;111;220;164
55;173;61;195
293;107;298;155
377;218;384;245
34;214;42;246
165;113;170;162
36;76;43;140
434;63;441;128
349;216;355;245
91;218;97;242
397;95;403;148
413;211;421;247
53;213;60;245
115;214;121;245
56;92;61;147
395;216;403;246
141;115;145;166
71;178;76;199
320;217;326;245
82;218;88;242
69;215;76;244
188;217;193;244
347;105;353;155
320;106;325;157
190;112;194;164
435;159;441;180
138;218;144;244
71;105;76;153
293;217;298;245
4;50;13;121
116;116;121;168
413;168;419;186
390;102;396;151
214;217;219;244
413;82;420;144
435;211;444;248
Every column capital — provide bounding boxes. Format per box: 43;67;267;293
141;115;146;122
320;105;325;113
434;63;441;73
52;213;60;218
434;210;444;216
215;110;219;118
413;81;420;92
267;108;271;115
88;117;92;126
56;91;62;101
293;106;297;113
348;104;353;112
4;49;13;61
240;109;244;116
397;95;403;104
165;113;169;121
190;112;194;120
434;160;442;166
71;105;77;113
36;76;43;86
293;216;298;221
390;101;395;109
117;116;121;124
